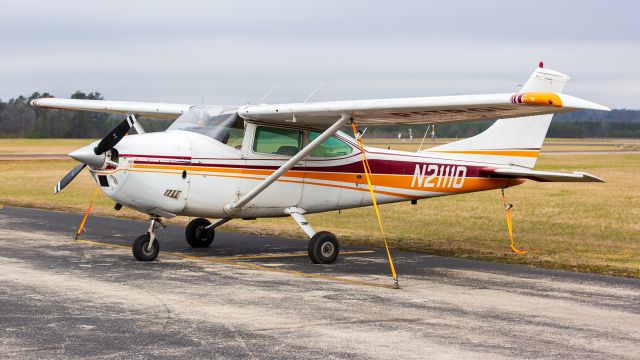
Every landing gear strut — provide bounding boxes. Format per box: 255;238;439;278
132;216;163;261
286;207;340;264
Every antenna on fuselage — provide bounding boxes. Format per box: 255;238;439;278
259;84;278;104
417;124;437;151
303;82;325;103
418;125;430;152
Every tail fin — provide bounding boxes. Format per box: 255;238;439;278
425;66;570;168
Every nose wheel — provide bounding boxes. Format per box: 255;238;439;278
132;234;159;261
132;216;163;261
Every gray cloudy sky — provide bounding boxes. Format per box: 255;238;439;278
1;0;638;108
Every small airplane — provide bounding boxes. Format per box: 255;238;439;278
31;64;608;264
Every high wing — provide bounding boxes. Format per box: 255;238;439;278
31;66;608;127
489;168;605;183
30;98;192;120
238;92;609;127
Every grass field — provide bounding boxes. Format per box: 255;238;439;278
0;139;638;277
370;137;640;153
0;139;90;155
2;137;639;155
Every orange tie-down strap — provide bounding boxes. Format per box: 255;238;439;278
75;187;100;240
501;189;527;254
351;122;399;288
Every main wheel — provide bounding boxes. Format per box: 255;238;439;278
132;234;159;261
308;231;340;264
185;218;215;248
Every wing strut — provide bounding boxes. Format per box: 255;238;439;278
223;114;351;213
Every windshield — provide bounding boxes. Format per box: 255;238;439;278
168;106;244;147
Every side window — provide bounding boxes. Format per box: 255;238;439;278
309;131;353;157
253;126;302;156
222;118;245;150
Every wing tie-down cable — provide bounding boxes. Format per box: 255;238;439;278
501;189;527;254
75;187;100;240
351;121;399;288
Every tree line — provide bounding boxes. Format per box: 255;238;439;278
0;91;169;138
0;92;639;138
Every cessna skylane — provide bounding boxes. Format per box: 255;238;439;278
31;64;608;264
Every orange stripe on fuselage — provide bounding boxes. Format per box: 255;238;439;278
128;163;522;196
429;149;540;158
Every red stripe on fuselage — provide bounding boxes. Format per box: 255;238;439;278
125;155;489;178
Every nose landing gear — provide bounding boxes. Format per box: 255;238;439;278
132;216;164;261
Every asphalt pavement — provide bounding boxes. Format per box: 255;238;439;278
0;206;638;359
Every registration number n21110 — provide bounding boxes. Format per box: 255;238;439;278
410;164;467;189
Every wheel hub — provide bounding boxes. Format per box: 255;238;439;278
141;241;153;255
195;226;210;241
320;242;335;258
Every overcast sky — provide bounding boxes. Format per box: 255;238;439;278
1;0;638;108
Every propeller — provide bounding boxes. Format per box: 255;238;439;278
54;163;87;194
94;115;136;155
53;114;137;194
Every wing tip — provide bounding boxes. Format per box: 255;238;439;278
574;172;606;183
558;94;610;111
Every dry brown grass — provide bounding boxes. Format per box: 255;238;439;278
0;139;638;277
2;138;639;155
0;139;93;155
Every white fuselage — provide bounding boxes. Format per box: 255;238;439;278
91;123;521;220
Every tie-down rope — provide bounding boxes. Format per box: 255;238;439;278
501;189;527;254
351;121;399;288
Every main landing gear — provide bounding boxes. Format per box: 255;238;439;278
131;211;339;264
185;218;215;247
132;216;164;261
286;207;340;264
308;231;340;264
184;217;230;248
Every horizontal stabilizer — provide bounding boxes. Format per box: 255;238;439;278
491;168;605;182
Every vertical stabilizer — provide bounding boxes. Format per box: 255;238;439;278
425;66;570;168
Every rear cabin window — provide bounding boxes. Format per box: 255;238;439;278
253;127;302;156
309;131;353;157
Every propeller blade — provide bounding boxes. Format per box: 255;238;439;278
93;114;136;155
54;163;87;194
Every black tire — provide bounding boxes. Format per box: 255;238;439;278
132;234;159;261
308;231;340;264
185;218;215;248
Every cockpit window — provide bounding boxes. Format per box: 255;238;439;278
253;126;302;156
167;106;244;149
308;131;353;157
